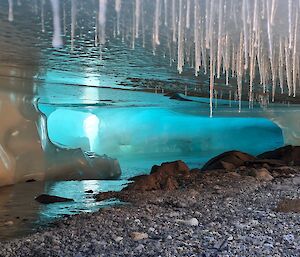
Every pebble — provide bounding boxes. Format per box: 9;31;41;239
4;221;14;226
176;218;199;226
130;232;148;241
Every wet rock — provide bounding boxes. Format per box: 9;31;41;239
276;198;300;213
35;194;74;204
258;145;300;165
202;151;256;171
85;190;94;194
95;191;119;202
130;232;148;241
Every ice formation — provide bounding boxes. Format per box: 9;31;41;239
44;1;300;114
7;1;299;108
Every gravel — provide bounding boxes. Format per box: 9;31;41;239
0;168;299;257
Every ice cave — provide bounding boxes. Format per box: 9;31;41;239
0;0;299;255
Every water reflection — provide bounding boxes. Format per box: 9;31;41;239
0;179;127;241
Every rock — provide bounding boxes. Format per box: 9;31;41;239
135;244;144;251
113;236;123;243
202;151;256;171
176;218;199;226
166;235;172;240
245;159;286;167
167;93;192;101
4;221;14;226
220;161;236;171
254;168;274;181
35;194;74;204
130;232;148;241
150;160;190;176
276;198;300;213
85;190;94;194
25;179;36;183
258;145;300;165
125;160;190;191
227;172;241;178
283;234;295;243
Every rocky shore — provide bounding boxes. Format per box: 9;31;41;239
0;146;300;257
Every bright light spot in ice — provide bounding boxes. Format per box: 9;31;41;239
84;114;100;151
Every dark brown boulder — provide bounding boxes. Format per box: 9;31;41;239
258;145;300;165
244;159;286;167
150;160;190;176
202;151;256;171
35;194;74;204
125;160;190;191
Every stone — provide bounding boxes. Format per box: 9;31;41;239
245;159;286;167
130;232;148;241
176;218;199;226
258;145;300;165
85;190;94;194
35;194;74;204
221;161;236;171
125;160;190;191
276;199;300;213
113;236;123;243
254;168;274;181
4;221;14;226
202;151;256;171
283;234;295;243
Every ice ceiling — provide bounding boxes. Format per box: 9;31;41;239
1;0;300;115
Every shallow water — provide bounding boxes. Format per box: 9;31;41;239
0;179;127;241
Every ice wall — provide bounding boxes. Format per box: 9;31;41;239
44;105;284;173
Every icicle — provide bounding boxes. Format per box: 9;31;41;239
217;0;223;78
285;38;292;96
172;0;177;43
153;0;161;46
98;0;107;45
177;0;184;74
8;0;13;22
288;0;293;49
186;0;191;29
135;0;141;38
237;33;244;113
71;0;77;50
292;9;298;97
242;0;249;70
164;0;168;26
278;37;284;94
41;0;45;33
63;1;66;36
115;0;121;36
50;0;63;48
194;0;200;76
